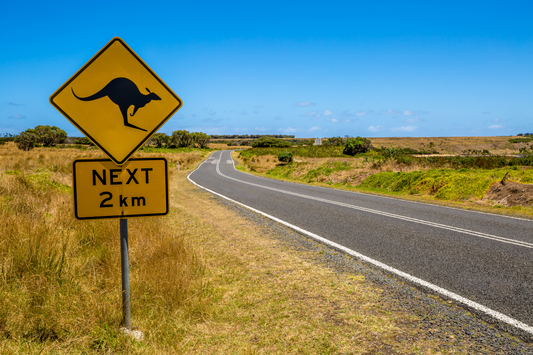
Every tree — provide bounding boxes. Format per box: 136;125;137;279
324;136;344;146
251;136;291;148
343;137;371;156
152;133;170;148
191;132;211;148
171;130;193;147
33;125;67;146
15;129;38;151
278;151;293;163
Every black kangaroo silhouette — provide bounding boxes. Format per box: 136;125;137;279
72;77;161;132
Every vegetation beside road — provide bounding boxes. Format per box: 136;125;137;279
1;143;520;353
234;136;533;218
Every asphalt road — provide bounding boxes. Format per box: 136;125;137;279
189;150;533;331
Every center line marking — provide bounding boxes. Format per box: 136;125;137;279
187;150;533;335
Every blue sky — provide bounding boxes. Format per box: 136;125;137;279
2;1;532;138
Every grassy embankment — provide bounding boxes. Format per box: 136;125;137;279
1;142;518;353
233;137;533;218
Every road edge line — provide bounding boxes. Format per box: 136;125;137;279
187;151;533;337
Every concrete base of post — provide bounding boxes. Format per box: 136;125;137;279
120;327;144;341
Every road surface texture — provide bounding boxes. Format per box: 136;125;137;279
189;150;533;340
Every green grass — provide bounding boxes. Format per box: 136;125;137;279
239;145;347;158
267;161;353;183
139;146;216;154
357;169;516;201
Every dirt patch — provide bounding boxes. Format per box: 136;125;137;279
484;181;533;207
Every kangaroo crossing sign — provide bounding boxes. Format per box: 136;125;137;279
50;37;182;166
72;158;168;219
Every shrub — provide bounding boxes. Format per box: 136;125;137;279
380;147;403;160
74;137;94;145
343;137;371;156
191;132;211;148
15;130;38;151
171;130;193;147
324;136;344;146
151;133;170;148
278;151;293;163
251;136;291;148
33;125;67;146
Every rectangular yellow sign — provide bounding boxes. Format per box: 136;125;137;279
73;158;168;220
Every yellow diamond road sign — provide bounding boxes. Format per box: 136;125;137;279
50;37;182;165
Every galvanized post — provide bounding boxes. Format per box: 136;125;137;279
120;218;131;329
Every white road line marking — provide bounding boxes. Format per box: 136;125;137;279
215;152;533;249
187;151;533;335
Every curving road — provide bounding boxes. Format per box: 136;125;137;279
189;150;533;334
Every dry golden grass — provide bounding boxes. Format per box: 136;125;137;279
0;142;526;353
0;143;206;354
369;135;524;155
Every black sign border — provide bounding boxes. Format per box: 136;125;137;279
50;37;183;166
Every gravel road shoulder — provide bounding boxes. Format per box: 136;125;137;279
210;193;533;354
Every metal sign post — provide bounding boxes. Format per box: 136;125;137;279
120;218;131;329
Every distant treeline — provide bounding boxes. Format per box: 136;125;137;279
211;134;295;139
0;133;16;144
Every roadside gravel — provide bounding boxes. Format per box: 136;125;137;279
211;194;533;354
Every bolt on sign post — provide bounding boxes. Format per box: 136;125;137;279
50;37;182;330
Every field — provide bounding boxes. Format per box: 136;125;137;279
1;139;532;353
233;136;533;219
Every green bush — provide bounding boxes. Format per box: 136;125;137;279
343;137;371;156
33;125;67;146
324;137;344;146
15;130;38;151
278;151;293;163
251;136;291;148
152;133;170;148
74;137;94;145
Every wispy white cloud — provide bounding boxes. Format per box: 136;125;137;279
277;126;303;134
8;114;25;119
403;110;429;116
489;125;504;129
301;111;321;120
255;127;270;131
392;126;418;132
323;110;335;116
329;118;339;123
308;126;321;132
381;109;401;115
405;117;421;123
293;101;315;107
368;125;383;132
